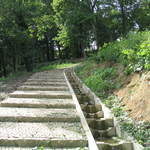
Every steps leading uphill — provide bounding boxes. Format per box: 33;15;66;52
0;70;88;150
0;69;136;150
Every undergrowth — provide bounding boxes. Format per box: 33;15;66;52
76;63;117;98
90;31;150;74
34;61;80;72
105;96;150;146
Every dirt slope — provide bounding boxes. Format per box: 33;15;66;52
115;72;150;122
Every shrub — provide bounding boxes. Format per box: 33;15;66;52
93;31;150;72
84;68;116;98
98;42;122;63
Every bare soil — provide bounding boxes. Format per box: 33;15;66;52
114;71;150;122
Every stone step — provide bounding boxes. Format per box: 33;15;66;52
0;98;75;108
31;72;64;76
27;79;65;82
81;104;102;113
29;77;65;80
83;111;104;119
97;137;133;150
31;73;64;77
87;118;114;130
9;91;72;99
29;75;64;79
24;82;67;86
91;127;116;139
18;86;69;91
0;122;87;147
0;147;89;150
0;107;80;122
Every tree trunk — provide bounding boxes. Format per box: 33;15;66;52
119;0;127;35
12;56;16;72
1;49;7;77
50;40;55;61
24;56;33;72
45;35;50;62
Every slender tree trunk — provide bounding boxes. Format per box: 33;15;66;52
1;49;7;77
24;56;33;72
50;40;55;61
12;56;16;72
119;0;127;35
45;35;50;62
79;24;85;58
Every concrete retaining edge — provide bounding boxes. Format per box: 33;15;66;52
64;69;99;150
71;67;145;150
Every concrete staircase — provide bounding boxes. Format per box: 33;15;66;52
0;70;88;149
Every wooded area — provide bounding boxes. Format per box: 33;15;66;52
0;0;149;77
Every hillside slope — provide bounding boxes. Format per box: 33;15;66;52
115;71;150;122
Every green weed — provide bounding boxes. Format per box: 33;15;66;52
90;31;150;73
77;66;116;98
105;96;150;145
34;62;79;72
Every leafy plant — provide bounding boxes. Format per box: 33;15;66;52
93;31;150;73
83;68;116;98
105;96;150;145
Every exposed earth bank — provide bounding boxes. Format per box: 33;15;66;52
115;71;150;122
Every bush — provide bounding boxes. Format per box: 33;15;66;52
92;31;150;72
98;42;123;63
84;68;116;98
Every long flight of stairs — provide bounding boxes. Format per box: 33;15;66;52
0;70;88;149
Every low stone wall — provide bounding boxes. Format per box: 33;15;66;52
71;68;145;150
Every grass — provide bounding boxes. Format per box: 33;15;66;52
76;61;117;98
35;62;80;72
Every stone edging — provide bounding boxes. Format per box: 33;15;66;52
64;69;99;150
71;67;145;150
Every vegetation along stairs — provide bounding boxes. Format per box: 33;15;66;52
0;69;135;150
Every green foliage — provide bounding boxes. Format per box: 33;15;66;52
77;66;116;98
98;42;123;62
52;0;92;58
105;96;150;145
35;62;79;72
76;54;150;146
92;31;150;73
75;61;96;79
121;31;150;71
